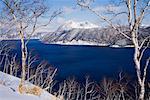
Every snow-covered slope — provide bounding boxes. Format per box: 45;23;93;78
41;26;127;46
0;71;60;100
41;21;124;46
41;25;150;47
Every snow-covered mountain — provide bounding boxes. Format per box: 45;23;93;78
59;20;99;30
41;22;150;47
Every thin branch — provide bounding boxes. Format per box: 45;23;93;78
140;35;150;49
142;57;150;83
139;41;150;61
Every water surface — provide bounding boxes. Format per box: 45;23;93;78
6;40;150;82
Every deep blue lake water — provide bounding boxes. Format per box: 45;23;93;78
4;39;150;82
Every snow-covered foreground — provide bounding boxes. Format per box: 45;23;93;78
0;71;60;100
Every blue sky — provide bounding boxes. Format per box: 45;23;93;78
41;0;149;32
47;0;111;21
0;0;149;32
41;0;117;31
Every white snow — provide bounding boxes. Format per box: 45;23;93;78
0;85;41;100
124;45;134;47
61;20;99;30
50;40;108;46
49;40;135;48
110;45;120;48
0;71;60;100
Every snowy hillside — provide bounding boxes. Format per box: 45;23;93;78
0;71;60;100
41;24;150;47
41;26;128;46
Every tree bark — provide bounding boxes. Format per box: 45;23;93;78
132;29;145;100
19;31;27;84
139;82;145;100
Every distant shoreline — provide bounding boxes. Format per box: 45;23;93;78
0;38;39;41
0;39;145;48
41;41;135;48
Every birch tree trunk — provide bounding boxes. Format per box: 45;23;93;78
132;30;144;100
19;31;27;84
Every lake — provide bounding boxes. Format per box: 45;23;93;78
4;39;150;82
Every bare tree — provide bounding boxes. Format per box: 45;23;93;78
57;80;67;99
77;0;150;99
83;76;96;100
56;77;79;100
1;0;62;88
56;76;97;100
0;42;19;76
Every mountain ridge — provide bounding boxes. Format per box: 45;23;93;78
41;23;150;47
